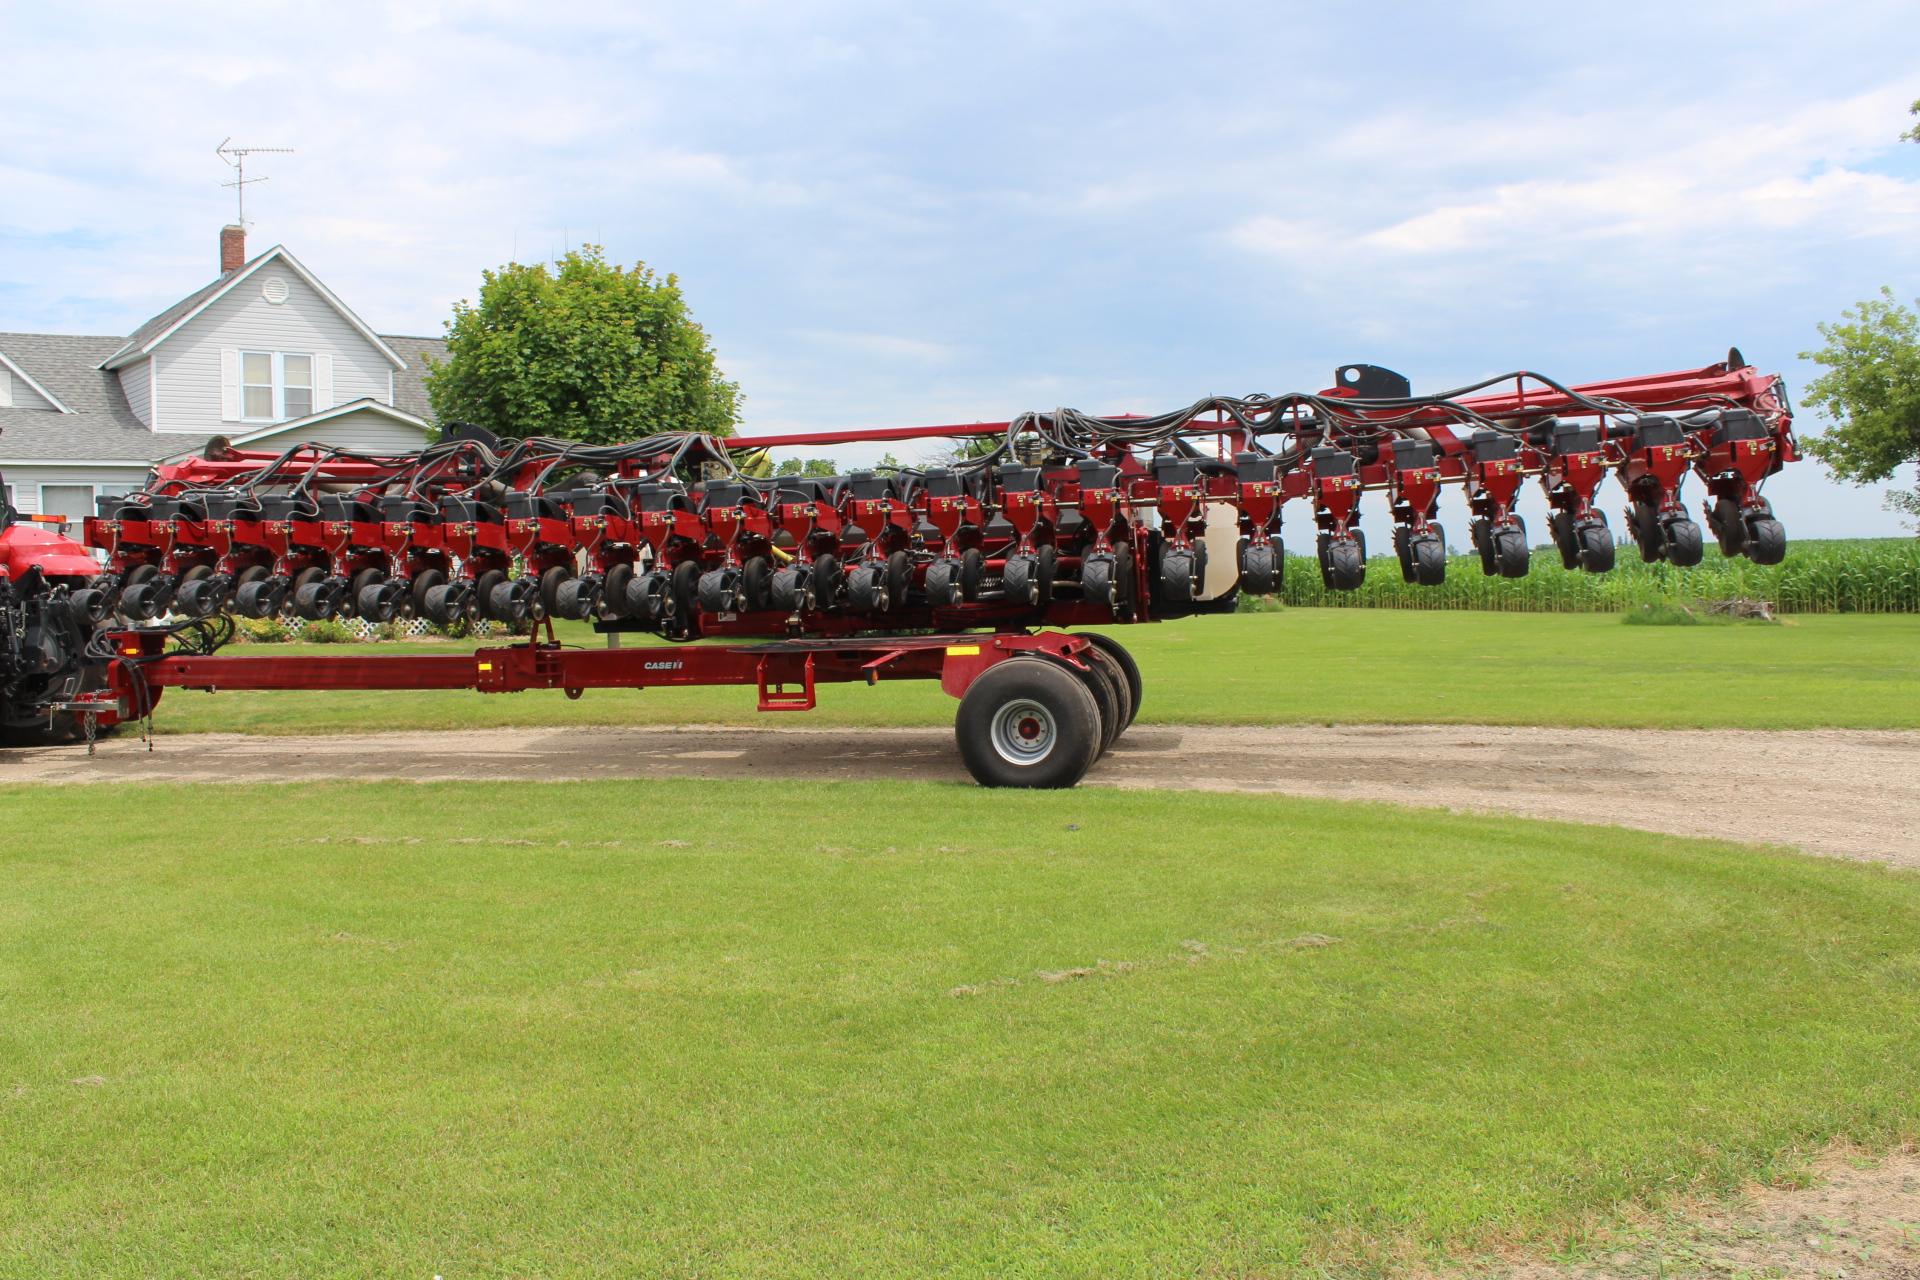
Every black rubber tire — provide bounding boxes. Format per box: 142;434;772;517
1320;536;1366;591
1630;503;1664;563
1472;520;1497;575
1494;523;1530;578
409;568;447;619
1711;497;1747;557
538;565;571;620
1067;654;1121;755
741;556;773;611
349;567;385;620
1663;518;1704;568
958;548;985;602
553;576;599;620
290;567;330;620
1034;545;1058;606
1159;547;1197;602
1744;517;1786;566
954;658;1102;789
472;569;508;621
769;565;806;613
232;566;278;619
925;558;959;607
601;563;636;618
1578;521;1616;573
1549;511;1580;570
1411;533;1447;586
699;567;739;614
174;565;219;618
1081;645;1133;747
1240;541;1279;595
809;553;841;609
669;559;702;626
1078;632;1141;726
886;549;912;610
489;578;534;625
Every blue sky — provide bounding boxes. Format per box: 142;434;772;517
3;0;1917;535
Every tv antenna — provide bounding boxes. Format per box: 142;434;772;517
215;138;294;226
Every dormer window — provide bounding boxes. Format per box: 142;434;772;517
240;350;315;421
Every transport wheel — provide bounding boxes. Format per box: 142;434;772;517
1081;646;1133;748
409;568;447;619
1549;511;1580;570
1239;541;1279;595
538;565;571;619
473;569;508;621
1493;520;1530;578
1662;517;1704;567
1577;520;1616;573
1079;632;1141;725
601;563;635;618
954;658;1103;789
1744;517;1786;566
741;556;773;611
959;548;985;602
1411;533;1447;586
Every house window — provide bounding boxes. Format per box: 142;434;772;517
283;354;313;419
241;351;316;421
242;352;275;419
40;484;95;520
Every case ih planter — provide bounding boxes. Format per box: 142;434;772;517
2;351;1798;787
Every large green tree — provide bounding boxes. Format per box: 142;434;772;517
1799;287;1920;527
426;246;740;443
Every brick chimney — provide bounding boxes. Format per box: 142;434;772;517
220;224;247;275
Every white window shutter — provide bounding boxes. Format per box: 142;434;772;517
219;348;240;421
313;353;334;411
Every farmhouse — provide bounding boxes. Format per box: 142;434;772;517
0;225;445;519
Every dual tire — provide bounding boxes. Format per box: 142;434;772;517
954;638;1139;788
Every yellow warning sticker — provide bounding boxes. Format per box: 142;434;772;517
945;645;981;657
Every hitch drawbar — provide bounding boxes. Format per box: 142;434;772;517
94;628;1141;789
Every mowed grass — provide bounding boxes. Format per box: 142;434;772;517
149;609;1920;735
4;780;1919;1276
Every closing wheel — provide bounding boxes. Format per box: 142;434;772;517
489;576;536;625
1239;540;1279;595
472;569;508;620
1662;517;1704;567
769;564;808;613
290;567;331;620
955;658;1102;789
357;578;407;623
1744;516;1786;566
1080;645;1133;749
741;556;773;611
1577;517;1615;573
409;568;446;619
924;558;959;607
232;567;284;619
553;575;602;620
538;565;571;619
1318;534;1365;591
1493;520;1530;578
959;547;985;602
1158;547;1198;602
1411;532;1447;585
698;566;740;613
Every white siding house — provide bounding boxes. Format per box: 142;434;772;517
0;226;445;520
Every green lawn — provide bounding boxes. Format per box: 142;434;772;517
4;780;1918;1276
149;609;1920;734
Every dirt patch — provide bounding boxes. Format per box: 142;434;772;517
1443;1145;1920;1279
6;723;1918;867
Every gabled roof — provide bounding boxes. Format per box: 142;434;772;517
227;396;430;446
0;346;74;414
0;332;194;463
380;335;448;419
98;245;408;372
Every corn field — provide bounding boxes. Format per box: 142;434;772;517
1256;537;1920;613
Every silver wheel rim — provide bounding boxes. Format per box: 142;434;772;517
990;698;1057;767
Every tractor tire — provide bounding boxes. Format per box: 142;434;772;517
954;658;1102;789
1663;517;1704;567
1744;517;1787;566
